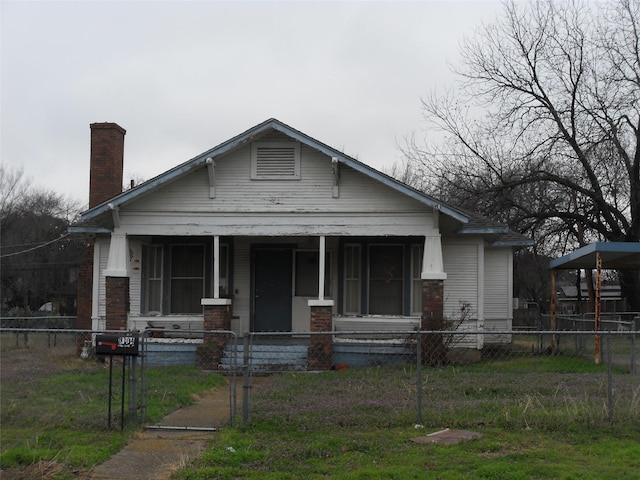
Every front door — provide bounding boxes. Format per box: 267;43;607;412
253;248;293;332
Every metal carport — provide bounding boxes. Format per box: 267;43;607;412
549;242;640;363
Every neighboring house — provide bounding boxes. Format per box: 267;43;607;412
71;119;532;368
556;283;626;314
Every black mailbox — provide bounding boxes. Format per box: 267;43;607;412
95;334;139;356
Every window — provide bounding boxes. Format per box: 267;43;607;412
295;250;331;297
344;245;361;314
411;245;423;314
251;142;300;179
368;245;404;315
170;245;205;314
143;245;163;314
142;239;230;315
342;242;422;316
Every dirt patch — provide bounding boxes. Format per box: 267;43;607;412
411;428;483;445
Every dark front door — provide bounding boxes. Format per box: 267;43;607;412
253;248;293;332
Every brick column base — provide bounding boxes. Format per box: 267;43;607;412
106;276;129;331
198;302;232;370
308;304;333;371
421;279;446;366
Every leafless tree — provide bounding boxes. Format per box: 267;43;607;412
404;0;640;309
1;165;84;314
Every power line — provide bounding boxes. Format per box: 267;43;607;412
0;233;72;258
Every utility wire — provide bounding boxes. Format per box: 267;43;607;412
0;233;72;258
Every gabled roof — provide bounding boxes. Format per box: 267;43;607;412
79;118;468;223
74;118;531;246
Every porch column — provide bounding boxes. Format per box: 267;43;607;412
308;300;334;370
104;233;129;331
421;235;447;365
198;298;232;370
213;235;221;299
308;235;334;370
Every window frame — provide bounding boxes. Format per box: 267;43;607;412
141;238;231;315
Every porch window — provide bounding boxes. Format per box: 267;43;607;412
142;240;229;315
170;245;205;314
368;245;403;315
343;244;361;314
143;245;163;314
411;244;423;314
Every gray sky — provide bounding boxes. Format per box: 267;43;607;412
1;0;501;208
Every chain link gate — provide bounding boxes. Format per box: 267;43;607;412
140;328;238;431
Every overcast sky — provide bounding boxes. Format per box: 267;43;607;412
1;0;501;208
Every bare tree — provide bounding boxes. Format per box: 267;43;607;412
1;165;84;314
405;0;640;309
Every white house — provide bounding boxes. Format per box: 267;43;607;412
71;119;532;368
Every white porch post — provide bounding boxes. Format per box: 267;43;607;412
214;235;220;299
421;235;447;280
318;235;326;301
104;233;129;277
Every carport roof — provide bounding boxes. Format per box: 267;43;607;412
549;242;640;270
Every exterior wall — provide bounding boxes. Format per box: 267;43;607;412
117;143;436;237
484;247;512;321
96;237;110;326
442;240;481;320
129;240;143;315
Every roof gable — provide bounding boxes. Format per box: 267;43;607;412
79;118;468;223
73;118;532;247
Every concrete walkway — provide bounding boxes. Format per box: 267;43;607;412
90;378;246;480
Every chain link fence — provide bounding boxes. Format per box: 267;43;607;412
241;329;639;430
2;321;638;432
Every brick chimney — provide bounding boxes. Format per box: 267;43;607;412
89;123;126;208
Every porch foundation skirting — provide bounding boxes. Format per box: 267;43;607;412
199;300;232;370
421;279;446;366
309;304;333;370
105;276;129;331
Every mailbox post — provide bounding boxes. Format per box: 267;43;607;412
95;333;139;430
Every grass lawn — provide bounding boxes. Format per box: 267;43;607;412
0;333;225;479
177;359;640;480
2;333;639;479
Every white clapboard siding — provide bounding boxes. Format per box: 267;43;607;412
129;241;142;316
119;144;435;236
483;248;511;320
442;242;479;319
97;237;110;319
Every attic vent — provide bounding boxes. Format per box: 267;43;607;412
251;142;300;180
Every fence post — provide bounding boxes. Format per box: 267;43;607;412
242;333;251;425
631;332;637;376
130;355;138;424
607;333;613;422
416;331;423;425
